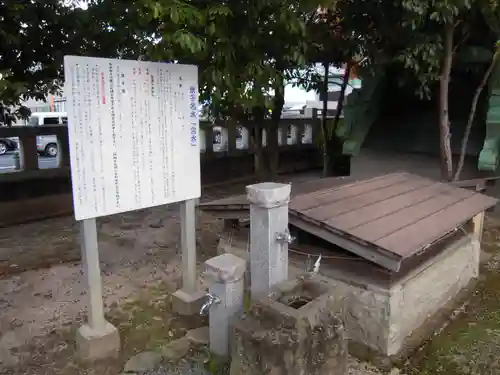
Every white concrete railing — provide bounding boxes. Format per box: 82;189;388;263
0;125;70;179
0;120;317;180
202;122;314;153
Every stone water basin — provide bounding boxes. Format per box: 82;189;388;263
230;277;347;375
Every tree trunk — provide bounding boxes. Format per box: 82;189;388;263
322;62;352;177
267;75;285;178
251;106;267;180
333;64;351;130
321;61;330;177
454;50;499;181
438;23;455;181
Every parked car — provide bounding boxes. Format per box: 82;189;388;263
29;112;67;157
0;137;18;155
36;135;59;157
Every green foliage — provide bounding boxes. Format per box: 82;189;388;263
0;1;75;108
135;0;335;120
0;0;146;115
3;0;500;121
196;0;315;119
392;0;500;98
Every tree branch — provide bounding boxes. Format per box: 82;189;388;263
452;31;469;56
454;49;500;181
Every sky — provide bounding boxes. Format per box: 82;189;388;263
284;86;317;105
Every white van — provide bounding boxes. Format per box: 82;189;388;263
28;112;67;157
28;112;68;127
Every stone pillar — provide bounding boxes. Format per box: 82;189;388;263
172;199;205;315
19;135;38;170
203;253;246;357
58;127;71;167
75;218;120;360
246;182;291;301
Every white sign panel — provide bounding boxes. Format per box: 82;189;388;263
64;56;201;220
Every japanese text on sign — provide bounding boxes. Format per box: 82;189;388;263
64;56;201;220
189;86;197;146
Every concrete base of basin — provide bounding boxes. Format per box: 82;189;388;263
329;234;479;358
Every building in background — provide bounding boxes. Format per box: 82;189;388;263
22;94;66;114
15;93;66;125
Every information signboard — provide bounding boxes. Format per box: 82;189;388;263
64;56;200;220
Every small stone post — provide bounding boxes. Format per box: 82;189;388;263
203;253;246;357
246;182;292;301
58;127;71;167
13;152;21;170
18;135;38;171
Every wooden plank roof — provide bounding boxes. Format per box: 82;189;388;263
200;172;498;271
199;175;362;209
288;172;497;270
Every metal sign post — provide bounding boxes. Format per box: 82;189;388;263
79;218;106;332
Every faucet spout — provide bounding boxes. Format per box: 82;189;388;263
199;292;221;316
276;228;295;244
